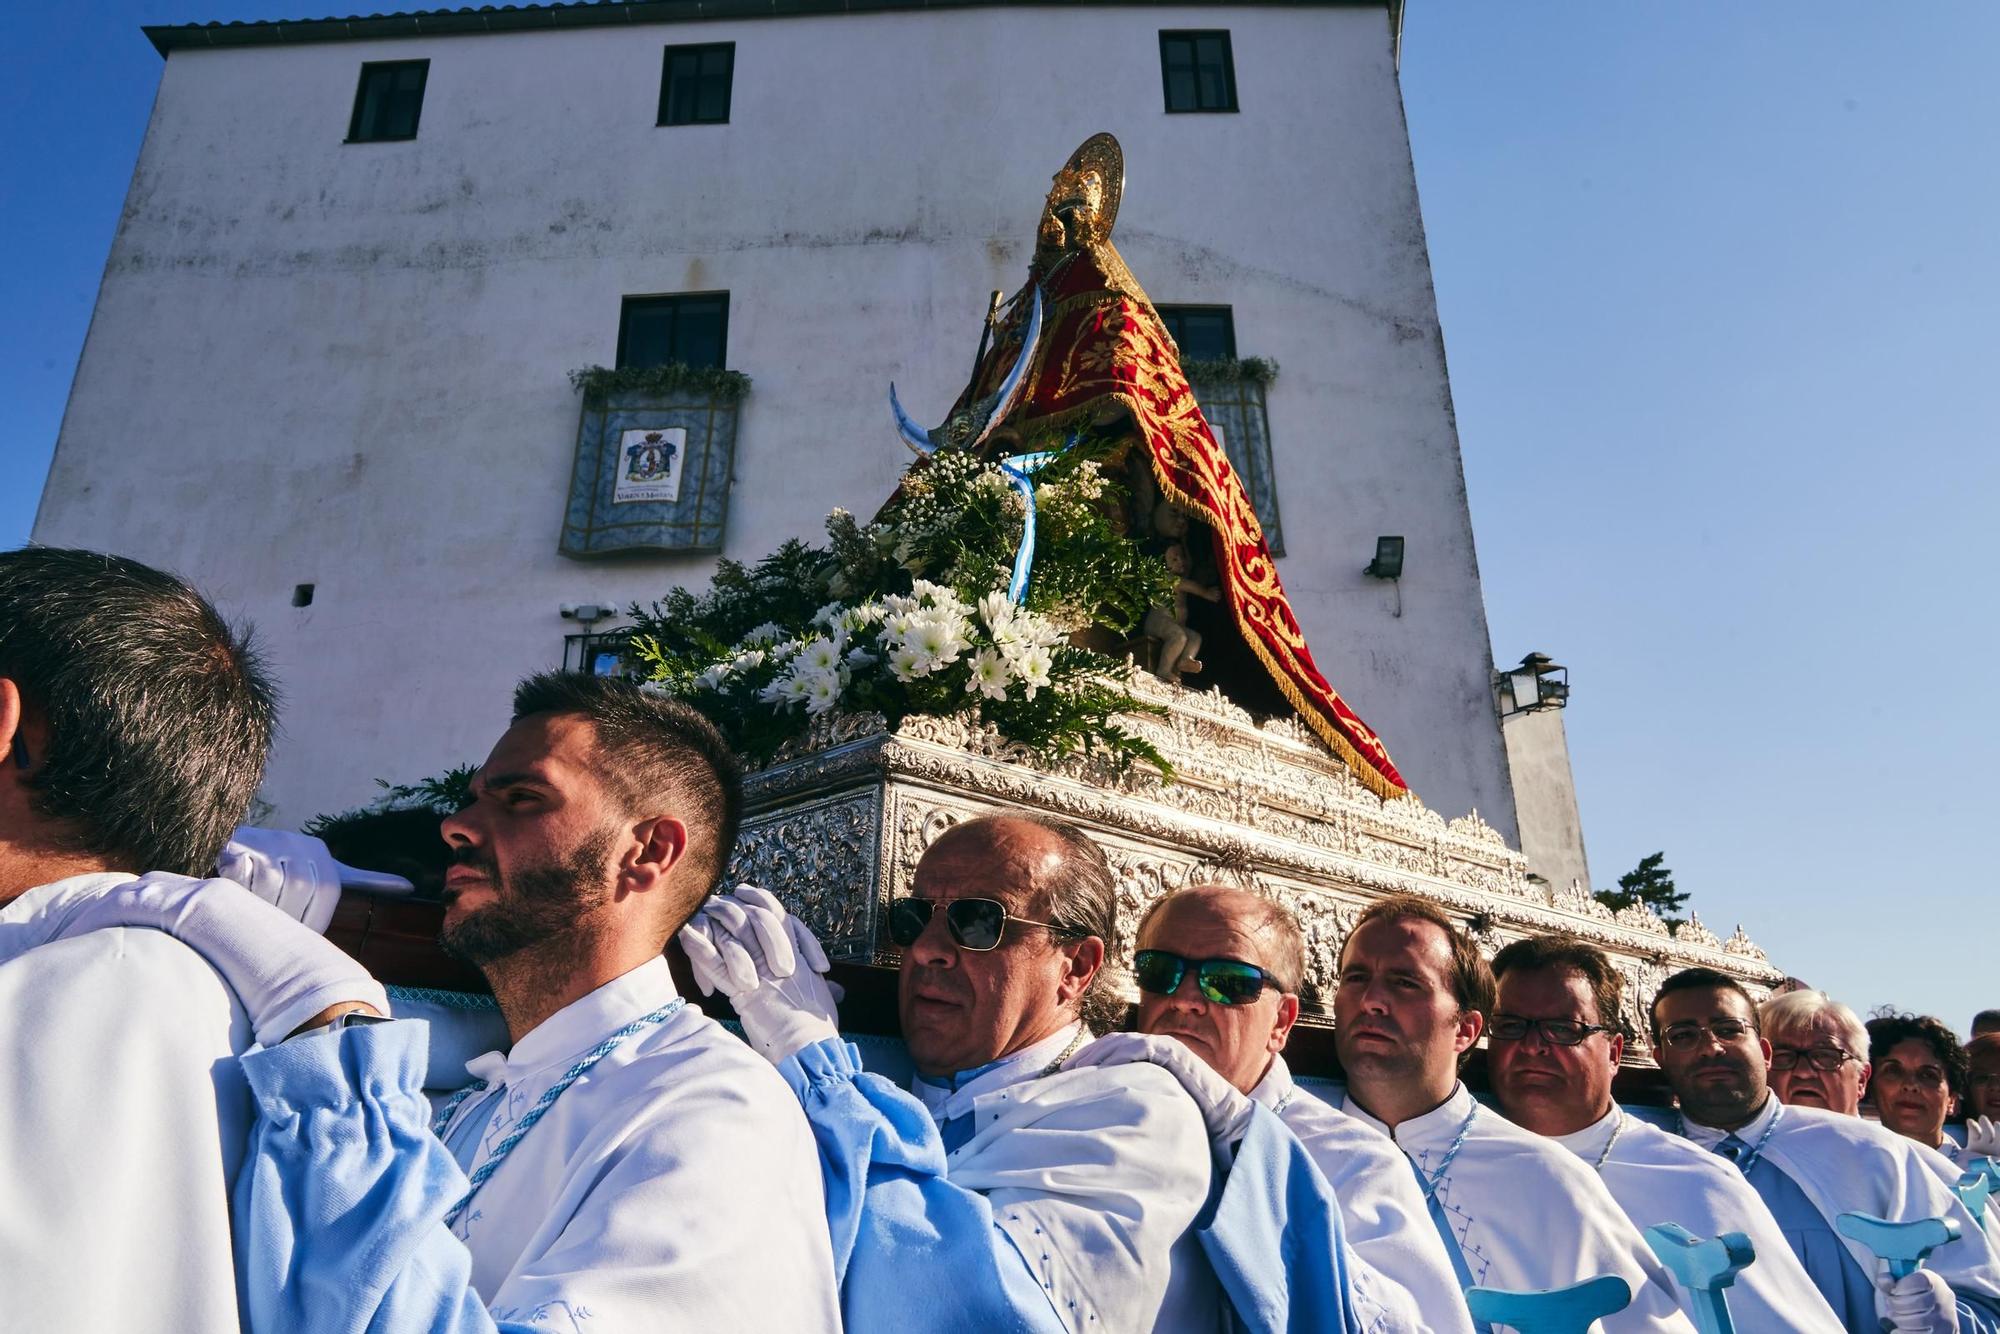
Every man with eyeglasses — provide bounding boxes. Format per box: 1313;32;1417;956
1760;989;1874;1116
1128;883;1474;1333
1653;967;2000;1332
1330;896;1696;1331
682;813;1363;1332
1487;937;1841;1331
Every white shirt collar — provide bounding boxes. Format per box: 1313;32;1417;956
911;1021;1086;1124
1549;1103;1625;1162
1679;1090;1778;1148
1343;1080;1474;1145
465;955;681;1086
0;872;142;961
1248;1052;1294;1112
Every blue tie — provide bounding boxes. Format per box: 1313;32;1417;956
1716;1135;1747;1165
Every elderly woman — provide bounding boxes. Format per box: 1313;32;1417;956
1760;989;1872;1115
1866;1012;1976;1162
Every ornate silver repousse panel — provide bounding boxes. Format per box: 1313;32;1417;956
729;681;1783;1035
727;790;882;959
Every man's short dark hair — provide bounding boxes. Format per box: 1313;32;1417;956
1867;1012;1969;1099
934;811;1124;1033
1341;894;1496;1019
511;672;743;913
1972;1009;2000;1038
1491;934;1628;1040
0;546;276;877
1648;966;1757;1043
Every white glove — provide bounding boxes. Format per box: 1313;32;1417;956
679;884;840;1065
23;871;388;1047
216;827;416;934
1965;1116;2000;1158
1880;1268;1959;1334
1064;1031;1256;1152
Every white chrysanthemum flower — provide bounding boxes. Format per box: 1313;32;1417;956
977;590;1015;633
907;613;970;669
966;648;1012;701
741;622;785;647
845;646;878;670
638;679;671;697
810;601;846;630
695;663;730;691
799;669;843;715
839;602;884;632
879;611;914;644
730;648;767;674
887;646;925;682
1013;642;1054;699
767;638;804;662
797;636;844;673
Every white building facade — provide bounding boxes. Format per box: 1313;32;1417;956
37;0;1545;851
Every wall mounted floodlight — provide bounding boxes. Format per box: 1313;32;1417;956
1498;651;1570;716
561;603;616;624
1364;535;1405;579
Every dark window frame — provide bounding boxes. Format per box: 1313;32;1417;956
1157;304;1239;362
346;59;430;143
1159;30;1238;114
657;42;736;127
616;292;732;371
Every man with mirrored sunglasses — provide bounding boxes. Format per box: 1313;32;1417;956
1654;967;2000;1332
1131;884;1474;1333
1488;937;1841;1331
681;813;1366;1333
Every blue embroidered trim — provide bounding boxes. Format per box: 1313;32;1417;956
388;984;500;1011
436;998;685;1229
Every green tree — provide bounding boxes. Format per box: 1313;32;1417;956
1593;851;1691;931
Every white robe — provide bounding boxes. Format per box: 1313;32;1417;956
1681;1097;2000;1324
1550;1106;1843;1332
1254;1055;1476;1333
433;955;840;1329
0;874;254;1333
1339;1083;1697;1332
914;1023;1223;1333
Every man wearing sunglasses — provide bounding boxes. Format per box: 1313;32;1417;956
686;813;1215;1331
1128;883;1473;1334
1654;967;2000;1332
1487;936;1841;1331
684;813;1367;1333
1332;896;1697;1331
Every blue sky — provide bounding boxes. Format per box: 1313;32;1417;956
5;3;1995;1031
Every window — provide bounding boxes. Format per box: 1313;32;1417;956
1158;305;1238;363
658;43;735;126
617;293;730;370
347;60;429;142
1159;31;1237;113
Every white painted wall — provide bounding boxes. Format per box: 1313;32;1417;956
1502;704;1592;896
37;3;1519;837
